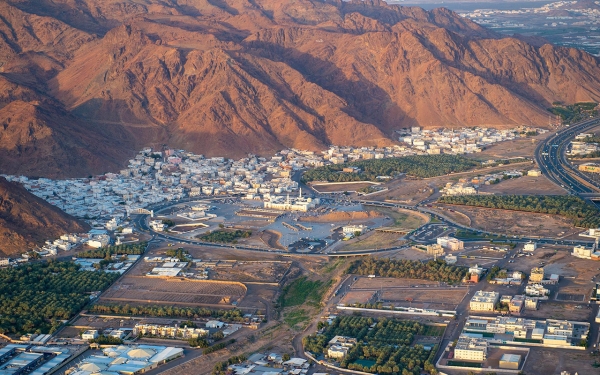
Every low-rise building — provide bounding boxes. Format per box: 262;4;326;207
437;236;464;251
81;330;99;341
455;335;488;362
470;291;500;311
524;297;538;310
525;284;549;297
342;225;367;235
523;242;537;252
327;345;348;359
499;353;521;369
530;267;545;283
509;295;525;314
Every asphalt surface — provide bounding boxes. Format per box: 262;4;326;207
535;117;600;195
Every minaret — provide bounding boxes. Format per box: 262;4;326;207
299;187;302;198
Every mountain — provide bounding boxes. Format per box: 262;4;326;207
0;176;90;256
1;0;600;176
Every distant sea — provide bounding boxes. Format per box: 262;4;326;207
392;1;556;11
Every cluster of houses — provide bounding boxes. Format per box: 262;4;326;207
397;126;545;155
569;133;600;156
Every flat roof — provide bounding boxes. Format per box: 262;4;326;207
500;354;521;363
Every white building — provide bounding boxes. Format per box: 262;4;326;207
525;284;549;297
327;345;348;359
81;330;99;341
342;225;367;235
263;190;319;212
437;236;464;251
206;320;225;329
470;291;499;311
524;242;537;252
0;258;9;267
149;220;166;232
455;335;488;362
573;244;595;259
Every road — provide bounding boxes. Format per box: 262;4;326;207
535;117;600;195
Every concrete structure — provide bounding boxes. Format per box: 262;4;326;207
414;243;444;256
342;225;367;235
444;254;457;264
327;345;348;359
530;267;545;283
523;242;537;252
463;316;590;349
527;169;542;177
509;295;525;314
134;324;209;339
525;284;549;297
437;236;464;251
573;241;598;259
443;182;477;196
68;345;183;375
0;258;9;267
263;190;319;212
454;335;488;362
524;297;538;310
81;330;99;341
206;320;225;329
470;291;500;311
499;354;521;369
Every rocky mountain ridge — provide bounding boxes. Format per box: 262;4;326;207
0;0;599;177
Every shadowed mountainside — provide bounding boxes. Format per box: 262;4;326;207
0;176;90;256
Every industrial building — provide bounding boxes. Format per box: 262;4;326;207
470;291;500;311
133;324;208;339
68;345;183;375
462;316;590;349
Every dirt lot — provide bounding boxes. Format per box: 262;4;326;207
506;247;599;301
381;288;467;310
100;276;247;306
209;261;291;284
300;210;382;223
441;204;580;238
384;248;436;261
337;231;407;252
524;348;599;375
522;301;592;321
478;175;566;195
466;135;547;160
340;290;377;305
352;277;440;289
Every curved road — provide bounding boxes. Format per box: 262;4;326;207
535;117;600;195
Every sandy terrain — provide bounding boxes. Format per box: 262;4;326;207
337;232;406;252
478;175;566;195
352;277;440;289
525;348;598;375
300;210;382;222
442;205;579;238
466;135;547;160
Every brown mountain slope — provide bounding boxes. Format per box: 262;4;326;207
1;0;600;175
0;176;90;256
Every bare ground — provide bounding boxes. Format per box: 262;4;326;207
478;175;566;195
441;204;579;238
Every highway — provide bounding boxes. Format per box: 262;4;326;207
535;117;600;195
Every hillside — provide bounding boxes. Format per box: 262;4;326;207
1;0;600;176
0;177;90;256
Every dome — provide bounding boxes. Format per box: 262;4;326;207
79;363;105;372
127;348;155;359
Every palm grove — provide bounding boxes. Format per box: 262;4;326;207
0;262;119;335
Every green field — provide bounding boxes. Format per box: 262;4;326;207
279;276;329;308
